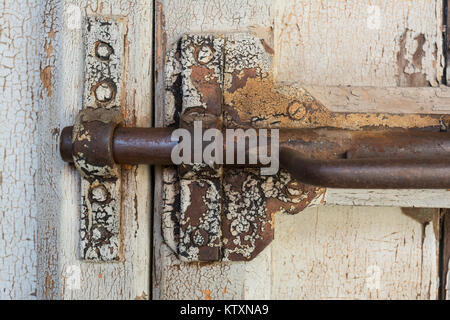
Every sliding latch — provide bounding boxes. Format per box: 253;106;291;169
62;32;450;262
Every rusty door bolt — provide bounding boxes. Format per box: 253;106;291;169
61;125;450;189
93;81;115;103
191;229;209;247
194;44;214;64
95;41;113;61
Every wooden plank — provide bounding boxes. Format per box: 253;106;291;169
154;0;444;300
275;0;445;87
0;1;40;299
271;206;440;299
304;86;450;114
447;2;450;84
324;189;450;208
153;0;274;300
37;0;152;299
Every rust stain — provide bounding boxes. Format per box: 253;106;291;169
45;272;54;299
135;291;149;300
48;26;56;40
98;273;102;278
40;65;52;97
225;75;446;130
44;40;53;58
155;1;167;82
227;68;258;94
202;289;212;300
184;182;209;226
190;65;222;116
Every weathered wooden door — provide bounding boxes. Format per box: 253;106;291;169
1;1;153;299
152;0;450;300
1;0;450;300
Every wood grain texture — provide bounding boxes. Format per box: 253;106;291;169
304;86;450;114
323;189;450;208
440;211;450;299
275;0;445;87
447;1;449;84
0;0;41;299
154;0;445;300
271;206;440;299
37;0;152;299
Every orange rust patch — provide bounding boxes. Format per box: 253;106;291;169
202;289;212;300
44;40;53;58
225;76;447;130
40;65;52;97
190;65;222;116
135;291;149;300
227;68;258;94
98;273;102;278
45;272;54;299
48;27;56;40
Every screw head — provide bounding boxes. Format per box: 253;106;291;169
194;44;214;65
287;101;306;120
93;81;115;103
95;41;113;61
89;185;110;204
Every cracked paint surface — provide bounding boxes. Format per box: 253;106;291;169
0;0;40;299
77;16;126;261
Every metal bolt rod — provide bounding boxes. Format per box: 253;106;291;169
113;127;177;165
60;126;450;188
280;148;450;189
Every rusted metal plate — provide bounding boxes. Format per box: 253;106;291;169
177;34;224;262
76;16;126;261
181;34;224;118
161;33;324;262
179;179;221;261
221;168;271;261
160;32;450;262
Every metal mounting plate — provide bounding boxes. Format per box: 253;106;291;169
161;32;450;263
75;16;126;261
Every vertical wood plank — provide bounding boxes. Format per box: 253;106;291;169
447;0;450;84
37;0;153;299
275;0;445;87
0;0;41;299
154;0;444;300
441;210;450;299
153;0;274;300
271;207;440;299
